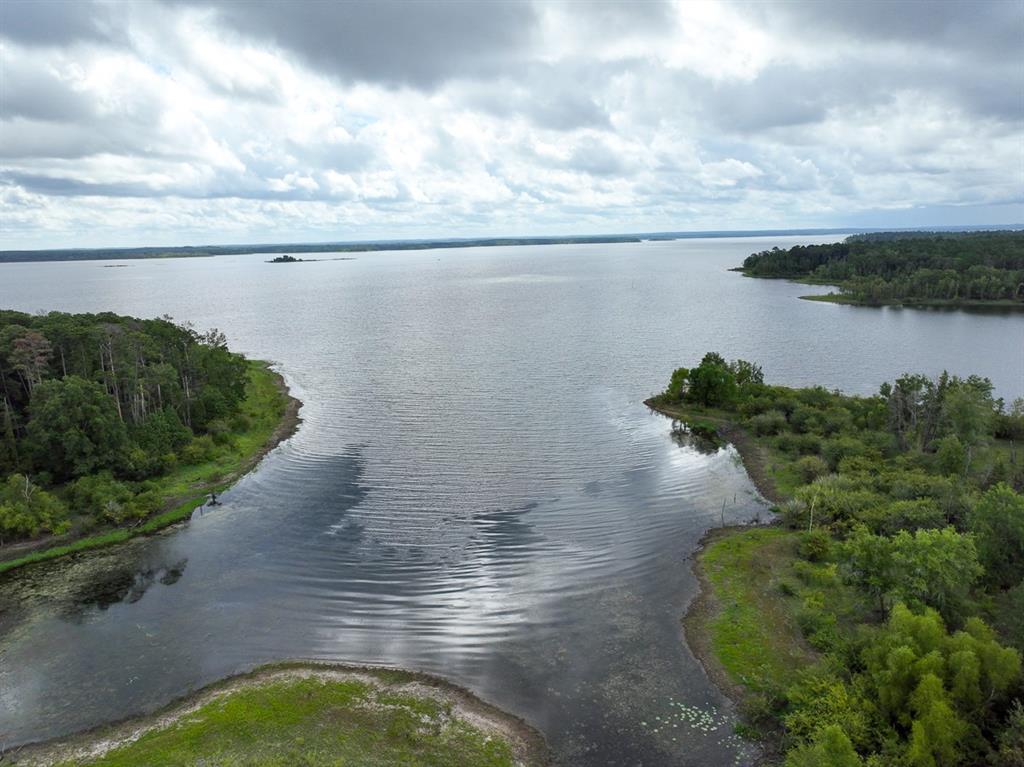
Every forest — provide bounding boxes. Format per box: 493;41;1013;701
0;310;261;546
738;231;1024;305
651;354;1024;766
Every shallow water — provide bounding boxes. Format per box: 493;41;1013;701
1;237;1022;765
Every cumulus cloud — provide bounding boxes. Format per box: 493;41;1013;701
0;0;1021;249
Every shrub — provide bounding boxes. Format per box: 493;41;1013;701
67;472;136;524
790;406;824;435
750;410;788;436
795;455;829;484
0;474;69;541
799;528;833;561
180;435;218;464
936;434;967;476
205;418;235;447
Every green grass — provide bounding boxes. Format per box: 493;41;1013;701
54;675;522;767
0;361;290;575
701;528;818;694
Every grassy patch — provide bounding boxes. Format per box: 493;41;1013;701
700;528;818;694
50;674;529;767
0;361;291;574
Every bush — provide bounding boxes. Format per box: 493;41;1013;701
822;436;879;472
750;410;788;436
795;455;829;484
180;435;218;464
205;418;235;447
67;472;136;524
936;434;967;476
859;499;946;536
0;474;69;540
790;406;824;435
799;528;833;561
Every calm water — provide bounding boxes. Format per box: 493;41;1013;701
1;237;1022;765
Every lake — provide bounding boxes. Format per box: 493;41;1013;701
1;236;1021;765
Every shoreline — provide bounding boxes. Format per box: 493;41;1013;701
646;399;787;762
644;398;785;505
12;661;551;766
733;268;1024;310
798;292;1024;309
0;362;302;575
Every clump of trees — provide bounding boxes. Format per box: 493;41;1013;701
0;310;251;541
739;231;1024;304
654;355;1024;765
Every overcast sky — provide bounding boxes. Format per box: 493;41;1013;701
1;0;1022;249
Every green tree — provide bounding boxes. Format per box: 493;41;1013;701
935;435;967;476
942;381;995;473
906;673;967;767
784;725;863;767
970;484;1024;589
27;376;129;480
843;527;982;617
685;352;738;407
666;367;689;401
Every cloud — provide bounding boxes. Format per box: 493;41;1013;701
0;0;1021;249
171;0;540;89
0;0;122;47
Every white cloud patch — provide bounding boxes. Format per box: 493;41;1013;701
0;0;1021;248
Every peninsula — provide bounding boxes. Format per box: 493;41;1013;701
736;230;1024;308
0;310;301;573
648;353;1024;765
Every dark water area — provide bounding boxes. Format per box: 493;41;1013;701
1;237;1021;765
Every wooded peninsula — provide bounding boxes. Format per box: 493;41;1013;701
648;354;1024;766
738;231;1024;307
0;310;299;573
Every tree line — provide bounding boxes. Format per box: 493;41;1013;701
653;353;1024;766
0;310;251;543
739;231;1024;304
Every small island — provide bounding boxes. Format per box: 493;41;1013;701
647;353;1023;766
735;230;1024;308
268;254;307;263
15;662;550;766
0;310;301;573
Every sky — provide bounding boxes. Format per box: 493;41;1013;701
1;0;1022;250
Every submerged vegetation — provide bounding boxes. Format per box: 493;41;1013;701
0;310;294;571
651;353;1024;766
19;663;547;767
738;231;1024;306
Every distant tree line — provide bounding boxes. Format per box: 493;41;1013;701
0;310;251;542
740;232;1024;303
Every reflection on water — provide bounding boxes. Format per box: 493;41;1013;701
1;237;1021;765
63;559;188;619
